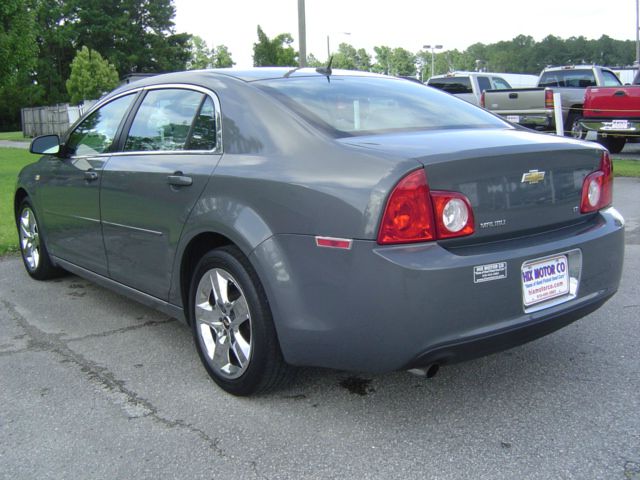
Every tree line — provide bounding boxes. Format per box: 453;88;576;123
1;0;236;130
1;0;637;131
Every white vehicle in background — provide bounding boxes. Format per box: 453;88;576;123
426;71;533;106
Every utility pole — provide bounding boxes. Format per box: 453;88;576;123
298;0;307;67
636;0;640;70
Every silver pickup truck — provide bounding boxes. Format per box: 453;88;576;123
481;65;622;134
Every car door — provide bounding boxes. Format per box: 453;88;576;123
38;93;137;276
100;86;221;299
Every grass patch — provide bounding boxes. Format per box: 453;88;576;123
0;131;28;142
0;148;39;255
613;159;640;177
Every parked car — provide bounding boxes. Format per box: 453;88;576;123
481;65;622;133
575;77;640;153
16;68;625;396
427;72;514;105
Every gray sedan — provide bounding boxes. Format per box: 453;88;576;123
15;68;625;395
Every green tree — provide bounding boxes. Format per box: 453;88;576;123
306;53;324;67
212;45;235;68
187;35;213;69
66;46;119;103
0;0;39;129
372;46;392;74
252;25;297;66
332;43;358;70
31;0;191;106
389;48;416;76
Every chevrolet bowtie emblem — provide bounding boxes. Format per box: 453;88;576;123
521;170;545;184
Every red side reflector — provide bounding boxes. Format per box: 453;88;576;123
315;236;353;249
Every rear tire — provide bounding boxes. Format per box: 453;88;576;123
189;246;293;396
17;199;65;280
597;134;626;154
566;112;586;139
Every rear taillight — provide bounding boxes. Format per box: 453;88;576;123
480;91;486;108
377;169;434;244
580;151;613;213
377;170;475;245
544;89;554;109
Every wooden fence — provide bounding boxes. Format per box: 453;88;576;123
21;102;95;138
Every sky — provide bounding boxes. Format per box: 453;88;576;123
173;0;638;68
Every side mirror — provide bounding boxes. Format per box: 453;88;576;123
30;135;60;155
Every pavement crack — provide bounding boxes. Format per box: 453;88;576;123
66;317;177;342
0;299;226;456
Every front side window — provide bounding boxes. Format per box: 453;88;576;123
66;94;135;156
124;89;209;152
258;76;507;136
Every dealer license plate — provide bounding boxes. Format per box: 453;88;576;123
506;115;521;123
603;119;631;130
521;254;570;307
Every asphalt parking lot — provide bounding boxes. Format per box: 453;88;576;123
1;178;639;480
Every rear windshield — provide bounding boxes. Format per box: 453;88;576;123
256;76;508;137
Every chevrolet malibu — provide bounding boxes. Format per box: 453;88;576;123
15;68;625;395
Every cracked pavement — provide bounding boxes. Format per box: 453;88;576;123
0;178;639;479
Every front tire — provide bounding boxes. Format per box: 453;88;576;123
17;199;64;280
189;246;292;396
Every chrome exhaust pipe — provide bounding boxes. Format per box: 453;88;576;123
407;364;439;378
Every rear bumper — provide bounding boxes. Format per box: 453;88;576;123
578;118;640;136
250;208;624;373
495;110;553;130
404;290;612;369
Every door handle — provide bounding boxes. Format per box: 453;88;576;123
509;92;518;99
167;174;193;187
84;171;98;182
614;90;627;96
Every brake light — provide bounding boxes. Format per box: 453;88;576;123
377;170;475;245
544;89;554;109
480;91;486;108
377;169;434;244
430;191;475;239
580;151;613;213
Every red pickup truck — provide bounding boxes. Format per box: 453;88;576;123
576;76;640;153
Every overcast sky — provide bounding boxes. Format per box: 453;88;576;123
174;0;638;68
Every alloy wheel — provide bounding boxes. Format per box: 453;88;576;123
19;207;40;271
194;268;252;379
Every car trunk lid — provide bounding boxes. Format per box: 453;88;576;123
340;129;603;242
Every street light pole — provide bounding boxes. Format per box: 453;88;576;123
423;44;443;79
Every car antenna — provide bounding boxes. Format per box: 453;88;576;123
316;56;333;82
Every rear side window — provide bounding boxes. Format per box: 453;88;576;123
428;77;473;94
538;70;598;88
66;94;135;156
124;89;215;152
602;70;622;87
492;77;511;89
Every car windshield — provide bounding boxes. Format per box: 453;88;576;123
255;75;508;137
